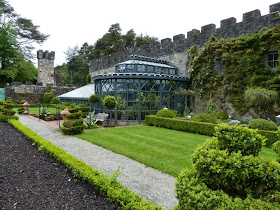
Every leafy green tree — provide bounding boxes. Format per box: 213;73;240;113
123;29;136;48
0;0;48;85
135;34;158;47
54;63;68;85
0;0;48;52
65;46;89;86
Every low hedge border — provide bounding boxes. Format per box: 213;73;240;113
145;115;279;147
145;115;216;136
8;120;163;210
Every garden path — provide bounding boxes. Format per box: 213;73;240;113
18;115;178;209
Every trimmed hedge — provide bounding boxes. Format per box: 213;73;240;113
61;126;84;135
66;111;83;120
248;118;278;131
258;130;278;147
63;119;84;128
8;120;163;210
175;124;280;209
176;169;280;210
145;115;216;136
145;115;279;147
156;109;176;118
0;114;8;122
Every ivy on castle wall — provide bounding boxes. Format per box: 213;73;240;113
188;25;280;114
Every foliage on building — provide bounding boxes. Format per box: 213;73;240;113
188;25;280;117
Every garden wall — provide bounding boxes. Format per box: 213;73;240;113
5;85;76;104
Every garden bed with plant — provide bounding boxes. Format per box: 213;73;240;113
0;122;121;209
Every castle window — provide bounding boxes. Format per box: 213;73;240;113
266;51;278;70
215;59;224;74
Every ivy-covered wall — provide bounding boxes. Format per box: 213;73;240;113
188;25;280;119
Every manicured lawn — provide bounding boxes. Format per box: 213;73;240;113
76;126;278;177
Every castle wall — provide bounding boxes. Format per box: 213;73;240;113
37;50;55;86
89;2;280;77
5;85;76;104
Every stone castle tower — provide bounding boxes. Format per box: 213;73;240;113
37;50;55;86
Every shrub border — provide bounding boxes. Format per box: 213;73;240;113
8;119;163;210
145;115;279;147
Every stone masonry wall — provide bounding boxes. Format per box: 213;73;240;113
89;2;280;77
37;50;55;86
5;86;75;104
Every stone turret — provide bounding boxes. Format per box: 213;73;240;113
37;50;55;86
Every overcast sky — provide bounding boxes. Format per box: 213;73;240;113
7;0;280;67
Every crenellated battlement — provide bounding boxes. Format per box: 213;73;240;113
90;2;280;73
37;50;55;60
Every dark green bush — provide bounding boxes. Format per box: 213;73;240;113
42;93;55;104
191;113;218;124
248;118;278;131
176;168;280;209
63;102;71;106
145;115;216;136
63;119;84;128
0;114;8;122
156;109;176;118
4;97;15;110
79;106;90;112
218;111;229;120
176;124;280;209
88;94;99;104
103;95;116;110
272;141;280;156
215;124;265;156
50;97;60;104
66;111;82;120
257;130;278;147
2;108;16;116
68;107;80;113
18;107;24;114
61;125;84;135
8;115;19;120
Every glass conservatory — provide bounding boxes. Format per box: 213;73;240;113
93;55;190;123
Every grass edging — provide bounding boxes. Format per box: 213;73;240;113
8;119;163;210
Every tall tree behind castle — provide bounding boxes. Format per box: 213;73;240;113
59;23;157;86
0;0;49;86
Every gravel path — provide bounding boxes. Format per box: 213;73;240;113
18;115;178;209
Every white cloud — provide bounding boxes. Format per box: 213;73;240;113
7;0;280;66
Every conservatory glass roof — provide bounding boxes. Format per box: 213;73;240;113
58;83;95;100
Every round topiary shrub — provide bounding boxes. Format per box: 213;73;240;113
42;93;55;105
103;95;116;110
50;97;60;104
88;94;99;104
191;113;218;124
248;118;278;131
156;109;176;118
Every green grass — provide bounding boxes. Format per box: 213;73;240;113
77;126;209;177
76;126;278;177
